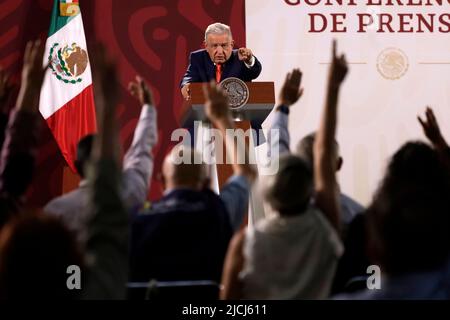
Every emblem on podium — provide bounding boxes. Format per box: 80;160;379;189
220;77;250;109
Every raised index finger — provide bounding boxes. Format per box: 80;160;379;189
332;39;337;59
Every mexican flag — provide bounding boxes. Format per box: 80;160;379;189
39;0;96;172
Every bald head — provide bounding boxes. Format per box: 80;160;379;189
162;146;208;191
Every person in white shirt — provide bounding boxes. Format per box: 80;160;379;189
220;40;348;299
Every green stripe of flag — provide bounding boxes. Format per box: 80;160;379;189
48;0;78;37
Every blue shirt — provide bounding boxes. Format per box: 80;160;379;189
130;175;250;282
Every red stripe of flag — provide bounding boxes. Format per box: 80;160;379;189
45;85;97;172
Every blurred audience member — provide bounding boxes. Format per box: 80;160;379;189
129;81;257;285
0;65;15;150
267;69;363;235
221;41;348;299
44;75;158;245
0;42;130;299
0;40;45;228
331;213;370;294
0;214;83;299
80;44;129;299
336;107;450;299
296;133;364;229
0;40;83;299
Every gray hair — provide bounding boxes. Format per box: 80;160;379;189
264;154;313;215
296;132;340;167
204;23;233;42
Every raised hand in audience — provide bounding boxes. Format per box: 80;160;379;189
279;68;304;107
0;40;46;227
204;80;233;123
124;75;158;208
15;40;47;113
266;68;304;157
83;44;128;299
0;66;14;150
203;80;257;183
418;106;449;151
314;40;348;234
90;43;120;160
0;66;14;112
128;76;154;106
328;40;348;89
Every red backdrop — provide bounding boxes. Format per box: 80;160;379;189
0;0;246;205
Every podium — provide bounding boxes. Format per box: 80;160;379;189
180;81;275;224
181;82;275;129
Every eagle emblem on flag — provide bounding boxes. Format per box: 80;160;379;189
48;43;88;84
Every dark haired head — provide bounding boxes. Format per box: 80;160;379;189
0;213;83;299
74;134;96;178
296;132;342;171
367;141;450;275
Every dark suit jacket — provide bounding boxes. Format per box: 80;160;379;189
129;189;233;283
180;49;262;88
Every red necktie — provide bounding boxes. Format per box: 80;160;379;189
215;64;222;83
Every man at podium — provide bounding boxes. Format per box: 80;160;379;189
180;22;262;100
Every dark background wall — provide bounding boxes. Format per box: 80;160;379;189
0;0;246;205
